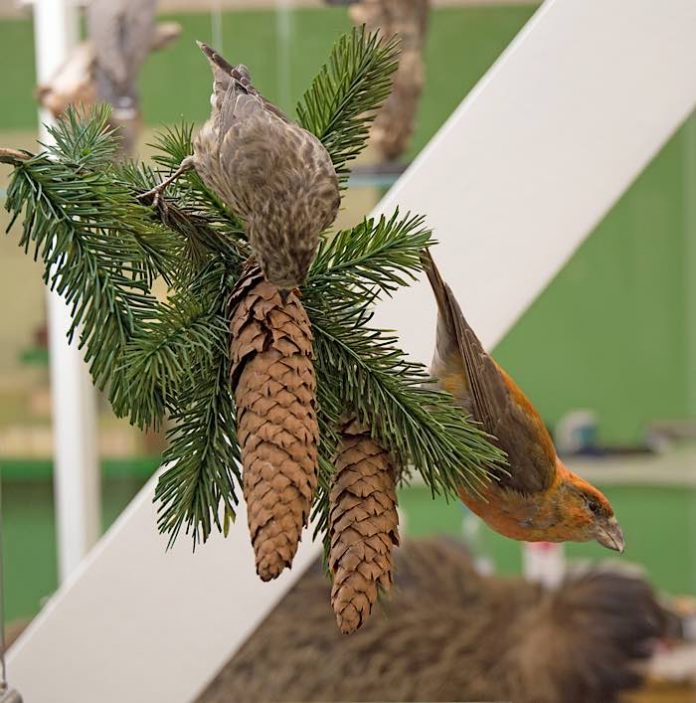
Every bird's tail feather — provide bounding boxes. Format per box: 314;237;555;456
197;41;234;74
420;248;455;329
420;247;469;378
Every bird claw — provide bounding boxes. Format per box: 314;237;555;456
137;186;169;216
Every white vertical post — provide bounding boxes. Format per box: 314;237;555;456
33;0;101;583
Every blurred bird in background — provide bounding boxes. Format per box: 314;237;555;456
196;538;664;703
37;0;181;156
348;0;430;161
421;250;625;553
142;43;340;290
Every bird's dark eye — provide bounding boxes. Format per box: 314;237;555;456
587;500;601;515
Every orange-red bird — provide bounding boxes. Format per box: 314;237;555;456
421;250;624;552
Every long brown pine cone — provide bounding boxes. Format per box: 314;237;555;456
329;419;400;634
229;265;319;581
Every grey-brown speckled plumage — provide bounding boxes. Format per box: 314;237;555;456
193;43;340;289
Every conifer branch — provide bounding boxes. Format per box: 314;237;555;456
308;211;433;300
3;114;169;412
308;306;504;497
296;27;400;185
154;263;240;546
0;32;505;552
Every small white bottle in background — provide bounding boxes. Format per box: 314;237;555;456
523;541;565;588
462;511;495;576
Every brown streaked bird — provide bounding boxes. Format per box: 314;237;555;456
421;250;625;553
141;42;340;290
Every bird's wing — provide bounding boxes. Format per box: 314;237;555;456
421;249;556;493
198;42;288;134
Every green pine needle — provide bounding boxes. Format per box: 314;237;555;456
121;294;228;430
3;110;171;417
297;27;400;186
309;306;504;499
155;350;240;547
308;210;434;301
152;262;240;547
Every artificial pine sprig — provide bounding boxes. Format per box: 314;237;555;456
2;111;171;412
297;27;400;186
1;28;505;551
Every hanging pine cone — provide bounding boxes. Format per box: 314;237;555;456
229;264;319;581
329;419;399;634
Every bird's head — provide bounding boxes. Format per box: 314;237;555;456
557;469;625;553
248;214;321;291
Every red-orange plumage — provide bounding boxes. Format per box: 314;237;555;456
421;250;624;552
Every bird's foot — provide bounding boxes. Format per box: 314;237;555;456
137;156;195;211
137;186;172;219
137;185;162;207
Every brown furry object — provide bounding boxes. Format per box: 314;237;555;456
196;538;665;703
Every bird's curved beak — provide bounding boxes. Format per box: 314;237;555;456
595;517;625;553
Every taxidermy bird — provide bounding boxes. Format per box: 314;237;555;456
37;1;181;156
36;22;181;119
196;539;664;703
87;0;158;118
421;250;625;552
349;0;430;161
142;43;340;290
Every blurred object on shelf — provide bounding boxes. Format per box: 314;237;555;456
18;348;48;368
27;387;50;420
555;409;655;458
349;0;430;161
348;159;409;188
523;541;565;588
197;538;665;703
35;42;97;119
142;425;168;456
30;322;47;351
0;426;52;459
566;443;696;489
648;421;696;453
665;595;696;643
650;644;696;685
461;508;494;575
555;409;598;454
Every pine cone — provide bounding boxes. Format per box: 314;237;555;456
230;265;319;581
329;420;399;634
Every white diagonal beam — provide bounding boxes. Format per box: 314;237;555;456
8;1;696;702
373;0;696;357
